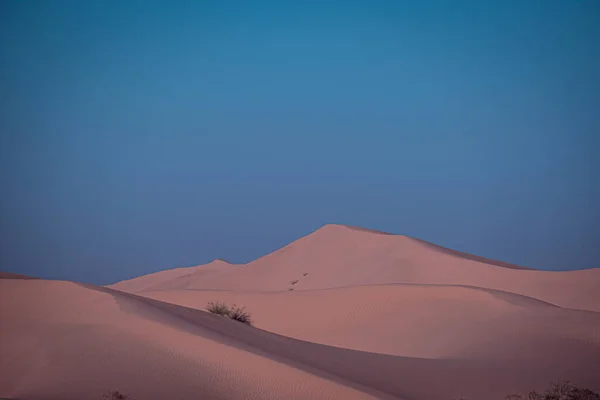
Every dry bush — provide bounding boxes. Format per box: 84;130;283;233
506;381;600;400
103;390;130;400
454;382;599;400
206;301;252;326
228;304;252;325
206;301;230;316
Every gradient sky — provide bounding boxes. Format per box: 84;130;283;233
1;1;599;285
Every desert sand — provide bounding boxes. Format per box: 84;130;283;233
2;224;599;399
112;225;600;312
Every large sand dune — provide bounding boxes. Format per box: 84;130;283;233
3;224;600;399
139;284;600;358
2;277;599;400
0;279;379;400
111;224;600;312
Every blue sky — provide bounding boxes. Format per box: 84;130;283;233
1;1;599;284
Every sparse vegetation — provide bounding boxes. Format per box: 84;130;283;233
228;304;252;325
206;301;230;316
290;280;299;285
99;379;598;400
303;272;308;276
206;301;253;326
453;381;600;400
103;390;130;400
505;381;600;400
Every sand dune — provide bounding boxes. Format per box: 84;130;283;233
3;224;600;399
0;272;38;280
2;277;599;400
139;284;600;358
111;224;600;312
110;259;235;293
0;278;380;400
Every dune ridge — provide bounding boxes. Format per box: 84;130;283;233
2;278;600;400
0;272;38;280
111;258;237;293
139;283;600;359
110;224;600;312
3;224;600;399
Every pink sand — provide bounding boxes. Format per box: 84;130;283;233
2;224;599;399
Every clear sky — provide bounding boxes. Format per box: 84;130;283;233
1;1;599;284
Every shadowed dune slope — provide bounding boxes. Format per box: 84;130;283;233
110;224;600;312
140;284;600;358
0;272;38;280
2;278;600;400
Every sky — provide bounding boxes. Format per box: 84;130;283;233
1;1;599;285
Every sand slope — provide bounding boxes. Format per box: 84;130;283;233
110;259;235;293
0;272;38;280
0;278;380;400
110;224;600;312
2;278;599;400
140;284;600;358
4;224;600;399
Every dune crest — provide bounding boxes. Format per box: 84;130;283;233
4;224;600;399
110;224;600;312
140;283;600;358
110;258;237;293
2;278;599;400
0;272;38;280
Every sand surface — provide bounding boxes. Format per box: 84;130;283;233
112;225;600;312
140;284;600;359
2;224;600;399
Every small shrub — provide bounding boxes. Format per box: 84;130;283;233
290;280;299;285
504;381;599;400
542;381;600;400
228;304;252;325
206;301;252;326
206;301;230;316
303;272;308;276
103;391;129;400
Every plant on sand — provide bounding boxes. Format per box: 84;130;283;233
453;382;599;400
506;381;600;400
206;301;253;326
103;390;130;400
228;304;253;325
206;301;230;316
